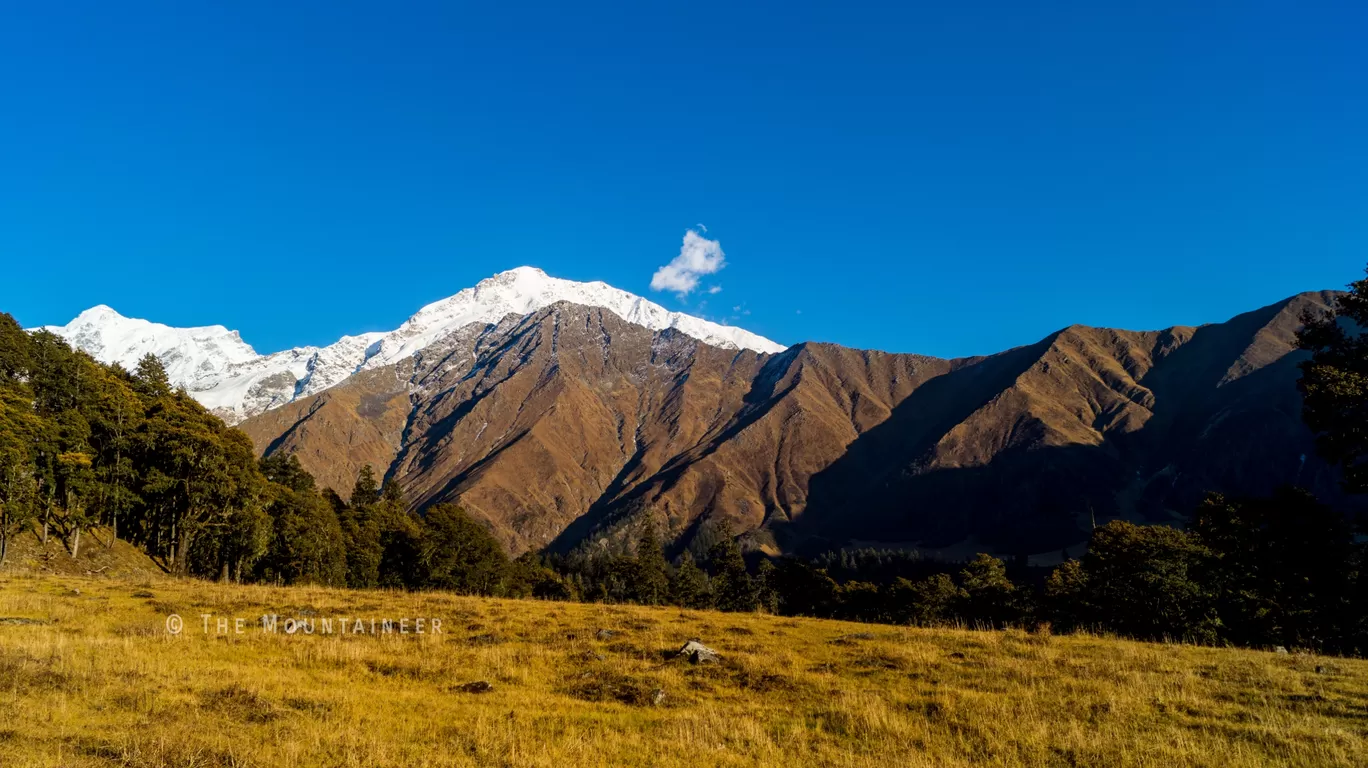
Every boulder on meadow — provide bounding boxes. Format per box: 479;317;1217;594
675;639;720;664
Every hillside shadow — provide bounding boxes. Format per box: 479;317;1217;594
788;336;1058;551
790;298;1354;557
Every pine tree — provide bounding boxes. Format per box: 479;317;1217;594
259;453;316;493
708;530;756;612
89;370;143;546
0;312;32;384
755;558;779;613
630;525;670;605
0;385;42;566
351;464;381;508
132;353;172;400
669;550;710;609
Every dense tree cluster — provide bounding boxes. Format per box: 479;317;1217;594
0;316;267;575
0;315;516;593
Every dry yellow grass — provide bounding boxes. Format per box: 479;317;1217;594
1;572;1366;767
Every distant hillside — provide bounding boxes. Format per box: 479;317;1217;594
238;291;1351;559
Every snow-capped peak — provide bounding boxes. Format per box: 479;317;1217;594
371;266;785;367
39;267;784;423
41;305;259;383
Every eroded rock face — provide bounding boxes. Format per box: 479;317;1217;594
240;292;1355;560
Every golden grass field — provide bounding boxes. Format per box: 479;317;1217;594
2;571;1367;767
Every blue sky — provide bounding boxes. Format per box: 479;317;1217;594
2;1;1365;358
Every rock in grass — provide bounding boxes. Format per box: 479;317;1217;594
595;628;616;641
676;639;720;664
0;617;49;626
456;681;495;694
651;688;666;706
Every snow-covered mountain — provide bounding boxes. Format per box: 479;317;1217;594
39;267;785;423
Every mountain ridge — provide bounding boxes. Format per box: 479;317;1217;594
39;267;785;423
234;289;1350;561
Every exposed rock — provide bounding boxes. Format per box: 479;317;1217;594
1274;646;1289;655
455;681;494;694
676;639;721;664
650;688;666;706
595;629;616;641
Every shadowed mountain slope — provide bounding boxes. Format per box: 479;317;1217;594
239;292;1349;558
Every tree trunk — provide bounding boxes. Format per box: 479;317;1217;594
70;527;81;560
175;528;192;576
109;511;117;549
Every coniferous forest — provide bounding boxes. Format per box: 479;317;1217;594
4;269;1368;657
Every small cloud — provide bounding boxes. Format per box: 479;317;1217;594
795;309;802;315
724;303;752;323
651;228;726;297
707;285;722;295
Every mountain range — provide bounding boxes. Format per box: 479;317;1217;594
42;269;1350;562
41;267;783;424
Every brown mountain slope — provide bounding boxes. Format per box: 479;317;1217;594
791;290;1347;556
238;291;1347;558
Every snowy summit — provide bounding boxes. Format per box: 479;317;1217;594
40;267;785;423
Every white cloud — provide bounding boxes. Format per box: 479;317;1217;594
707;285;722;295
650;229;726;296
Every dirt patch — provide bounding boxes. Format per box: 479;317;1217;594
564;670;664;707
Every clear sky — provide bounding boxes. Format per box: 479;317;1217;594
2;1;1364;358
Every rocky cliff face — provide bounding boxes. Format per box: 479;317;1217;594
238;291;1349;561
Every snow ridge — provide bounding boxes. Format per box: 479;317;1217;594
39;267;784;423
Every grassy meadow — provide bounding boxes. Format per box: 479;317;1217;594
1;572;1367;767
